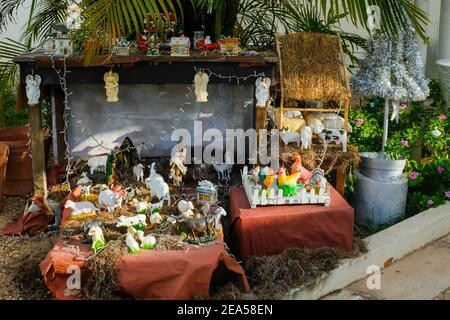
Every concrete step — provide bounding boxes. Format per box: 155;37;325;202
325;233;450;300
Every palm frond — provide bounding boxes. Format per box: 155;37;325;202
316;0;429;41
0;38;30;98
74;0;182;56
20;0;70;47
0;0;27;32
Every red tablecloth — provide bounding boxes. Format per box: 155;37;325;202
229;186;354;259
39;187;250;300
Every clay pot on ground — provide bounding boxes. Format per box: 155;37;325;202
0;126;33;196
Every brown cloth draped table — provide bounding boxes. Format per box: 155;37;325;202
229;186;354;259
39;187;250;300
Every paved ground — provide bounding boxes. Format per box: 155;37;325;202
325;233;450;300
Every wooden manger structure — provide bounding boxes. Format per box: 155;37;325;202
275;32;352;131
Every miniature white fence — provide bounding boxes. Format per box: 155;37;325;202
241;166;331;208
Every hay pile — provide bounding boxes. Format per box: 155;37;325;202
277;32;350;102
280;144;360;174
208;238;367;300
83;237;128;300
0;233;58;299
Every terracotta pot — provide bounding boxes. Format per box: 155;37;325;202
0;126;33;196
0;144;10;198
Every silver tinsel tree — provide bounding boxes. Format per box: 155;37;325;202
351;22;430;151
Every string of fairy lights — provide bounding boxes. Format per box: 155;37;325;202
46;55;268;184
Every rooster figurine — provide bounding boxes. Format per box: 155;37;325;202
277;168;301;197
262;167;275;190
291;154;312;184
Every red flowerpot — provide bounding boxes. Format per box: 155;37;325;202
0;126;33;196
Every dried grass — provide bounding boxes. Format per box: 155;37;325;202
83;236;128;300
280;144;360;174
208;238;367;300
277;32;350;102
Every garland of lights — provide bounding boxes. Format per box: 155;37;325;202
47;58;269;183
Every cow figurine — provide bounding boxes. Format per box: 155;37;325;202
313;126;348;152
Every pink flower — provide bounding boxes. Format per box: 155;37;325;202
355;119;365;125
439;114;447;121
445;191;450;199
437;167;445;174
427;199;434;207
400;103;408;110
410;171;419;180
401;139;409;147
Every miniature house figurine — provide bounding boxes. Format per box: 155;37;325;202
44;23;73;56
113;37;137;56
54;35;73;56
170;36;191;56
147;34;160;56
196;180;218;204
218;37;240;55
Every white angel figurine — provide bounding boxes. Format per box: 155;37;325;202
391;100;401;123
104;70;119;102
26;74;42;106
255;77;271;108
194;70;209;102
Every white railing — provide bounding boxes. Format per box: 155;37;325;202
241;166;331;208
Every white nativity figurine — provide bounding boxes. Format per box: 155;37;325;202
104;70;119;102
64;200;98;216
98;189;123;212
117;214;147;228
194;70;209;102
255;77;271;108
26;75;42;106
391;101;401;123
133;163;145;182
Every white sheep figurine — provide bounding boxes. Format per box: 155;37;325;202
212;162;233;181
117;214;147;228
88;226;106;253
137;230;157;249
149;212;162;225
87;155;108;175
300;126;313;150
133;163;145;182
126;228;141;253
98;189;123;213
64;200;98;216
280;129;301;147
178;200;195;219
145;165;171;205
